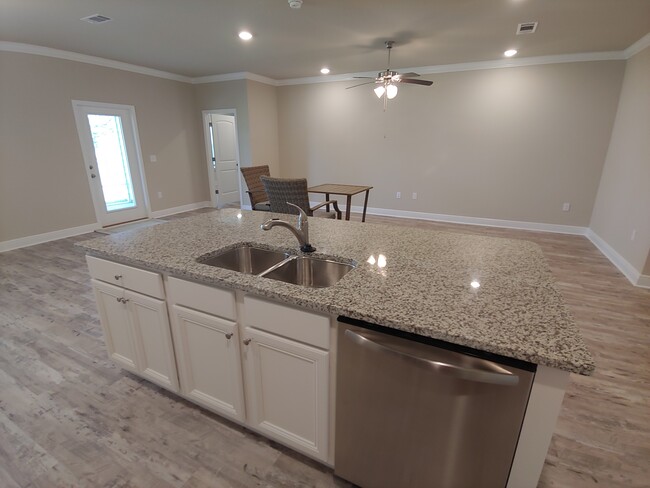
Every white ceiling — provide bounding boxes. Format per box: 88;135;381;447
2;0;649;80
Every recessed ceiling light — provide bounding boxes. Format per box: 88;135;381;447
504;49;517;57
320;67;330;74
238;31;253;41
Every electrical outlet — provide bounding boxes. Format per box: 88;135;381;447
562;202;571;212
412;192;417;200
157;191;163;199
149;155;157;163
396;192;401;199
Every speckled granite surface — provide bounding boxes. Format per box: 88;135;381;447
78;209;595;375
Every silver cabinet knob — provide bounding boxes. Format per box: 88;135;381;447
243;338;252;345
114;275;122;280
116;297;121;303
225;333;233;340
91;174;96;178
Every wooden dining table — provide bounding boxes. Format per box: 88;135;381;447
308;184;373;222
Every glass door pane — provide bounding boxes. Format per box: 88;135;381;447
87;114;137;212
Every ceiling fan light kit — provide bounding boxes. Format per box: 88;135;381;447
347;40;433;110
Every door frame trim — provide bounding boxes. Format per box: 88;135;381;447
72;100;151;226
202;109;244;208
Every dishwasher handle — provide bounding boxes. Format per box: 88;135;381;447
345;329;519;386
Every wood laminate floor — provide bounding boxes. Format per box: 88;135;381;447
0;208;648;488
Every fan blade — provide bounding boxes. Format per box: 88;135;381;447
395;72;420;79
353;76;376;79
398;78;433;86
346;81;378;89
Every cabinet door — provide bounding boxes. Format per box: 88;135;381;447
125;290;179;392
243;327;329;462
91;279;137;373
171;305;245;422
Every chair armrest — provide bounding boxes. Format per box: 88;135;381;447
311;200;342;219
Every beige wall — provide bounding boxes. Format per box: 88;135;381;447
277;61;625;226
0;51;207;242
590;47;650;274
247;80;280;176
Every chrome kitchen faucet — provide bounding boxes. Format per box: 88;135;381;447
261;203;316;253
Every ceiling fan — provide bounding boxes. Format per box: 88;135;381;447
347;41;433;109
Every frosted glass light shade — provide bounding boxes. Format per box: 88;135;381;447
386;84;398;99
374;85;385;98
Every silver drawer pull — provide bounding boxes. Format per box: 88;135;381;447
243;338;252;345
114;274;123;280
225;333;233;340
116;297;121;303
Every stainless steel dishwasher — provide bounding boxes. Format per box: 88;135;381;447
335;318;535;488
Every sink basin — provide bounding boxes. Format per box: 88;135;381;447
261;256;355;288
198;245;290;275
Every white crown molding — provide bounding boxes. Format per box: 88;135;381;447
277;51;626;86
191;71;277;86
0;41;192;83
0;222;100;253
3;34;647;87
624;32;650;59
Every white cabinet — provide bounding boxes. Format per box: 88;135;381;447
166;278;245;422
92;279;138;371
88;259;332;464
242;295;330;462
242;326;329;461
87;256;178;392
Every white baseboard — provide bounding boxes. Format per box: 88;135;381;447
0;222;100;252
0;201;212;252
637;274;650;289
348;204;588;235
150;201;212;218
4;202;647;290
585;229;647;287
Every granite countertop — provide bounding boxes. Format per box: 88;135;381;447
77;209;595;375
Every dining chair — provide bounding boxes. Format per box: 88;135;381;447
240;165;271;211
260;176;342;219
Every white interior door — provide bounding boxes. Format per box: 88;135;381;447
206;113;241;207
73;101;149;227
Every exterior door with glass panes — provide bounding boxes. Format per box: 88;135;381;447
72;101;149;227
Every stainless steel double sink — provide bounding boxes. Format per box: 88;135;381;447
198;244;355;288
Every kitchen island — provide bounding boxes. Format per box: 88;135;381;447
78;209;594;488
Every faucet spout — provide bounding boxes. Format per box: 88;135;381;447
261;203;316;253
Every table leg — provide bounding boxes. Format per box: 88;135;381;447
324;193;331;213
346;195;352;221
362;190;370;222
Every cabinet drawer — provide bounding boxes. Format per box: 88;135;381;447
244;295;330;349
167;277;236;320
86;256;164;299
